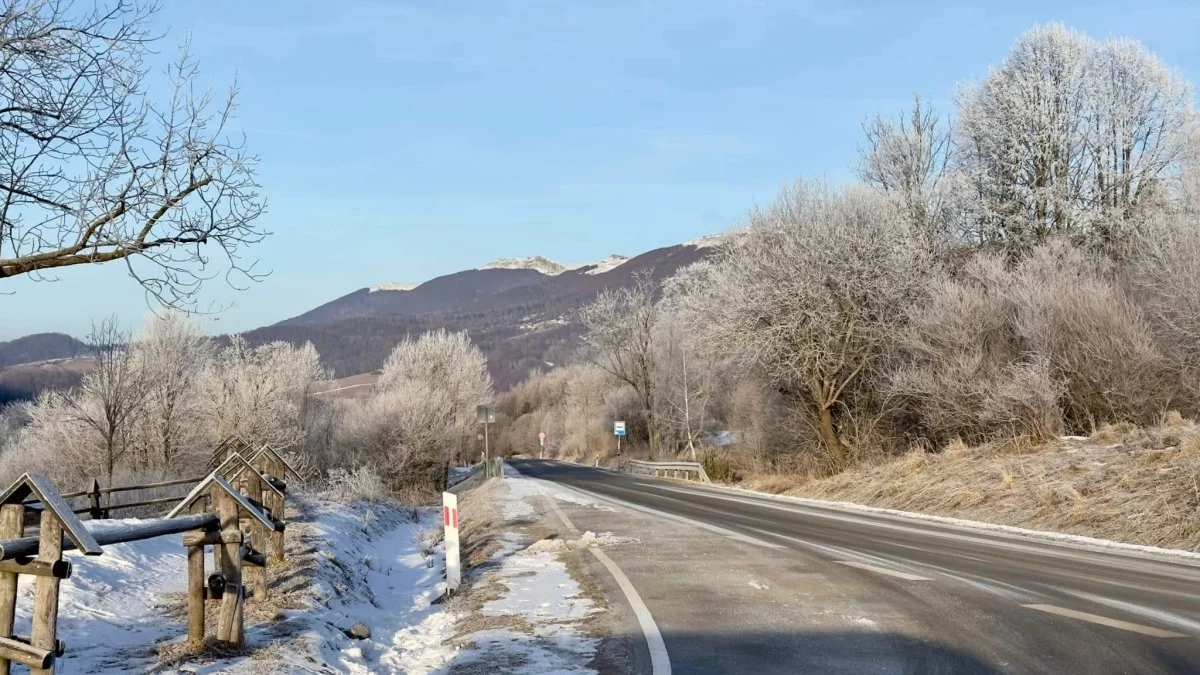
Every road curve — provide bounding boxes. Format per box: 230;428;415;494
511;459;1200;674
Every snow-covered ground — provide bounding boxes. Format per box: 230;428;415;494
12;519;192;673
11;501;454;674
11;474;618;674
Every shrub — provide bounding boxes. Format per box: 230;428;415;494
893;241;1179;446
699;451;737;483
324;465;389;504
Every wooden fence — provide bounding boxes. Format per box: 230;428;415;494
0;436;300;674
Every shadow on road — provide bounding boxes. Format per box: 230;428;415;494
440;627;1008;674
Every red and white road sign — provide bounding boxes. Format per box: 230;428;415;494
442;491;461;592
538;431;546;445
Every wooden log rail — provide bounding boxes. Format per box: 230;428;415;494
20;475;206;522
0;438;297;673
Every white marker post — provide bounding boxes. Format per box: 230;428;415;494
538;431;546;459
442;491;461;594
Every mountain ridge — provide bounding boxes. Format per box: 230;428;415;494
1;235;725;396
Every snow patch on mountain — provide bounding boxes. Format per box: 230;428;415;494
369;282;421;293
684;232;729;249
582;254;630;275
480;256;568;275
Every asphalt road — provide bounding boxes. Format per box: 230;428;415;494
510;459;1200;674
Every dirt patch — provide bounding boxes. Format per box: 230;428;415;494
773;419;1200;551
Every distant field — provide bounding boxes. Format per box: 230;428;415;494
0;356;94;403
309;372;379;399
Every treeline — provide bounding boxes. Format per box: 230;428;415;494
0;317;494;497
496;24;1200;478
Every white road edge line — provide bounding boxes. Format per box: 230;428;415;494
1022;604;1187;638
590;548;672;675
835;560;933;582
543;495;672;675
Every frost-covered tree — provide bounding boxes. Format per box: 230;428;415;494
857;94;953;241
200;337;324;450
129;313;212;468
64;318;149;487
377;329;494;461
339;330;492;489
955;24;1197;252
578;274;662;454
670;181;932;471
338;381;458;491
653;306;718;459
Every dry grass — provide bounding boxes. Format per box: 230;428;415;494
152;497;322;667
768;418;1200;551
153;636;251;669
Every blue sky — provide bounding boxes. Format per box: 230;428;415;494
4;0;1200;340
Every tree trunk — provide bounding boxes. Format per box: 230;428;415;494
816;404;846;472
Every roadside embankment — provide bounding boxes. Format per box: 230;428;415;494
756;419;1200;552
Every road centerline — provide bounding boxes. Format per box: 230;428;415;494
1022;604;1188;638
836;560;934;581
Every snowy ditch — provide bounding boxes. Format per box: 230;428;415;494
13;473;622;673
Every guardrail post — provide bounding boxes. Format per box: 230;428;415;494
185;500;206;644
0;504;23;675
29;510;63;675
242;471;267;603
213;487;244;646
264;457;286;564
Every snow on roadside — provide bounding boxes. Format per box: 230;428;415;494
273;498;457;674
10;498;463;674
449;472;606;674
9;478;614;674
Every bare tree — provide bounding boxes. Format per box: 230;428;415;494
65;316;148;487
579;273;663;455
0;0;265;306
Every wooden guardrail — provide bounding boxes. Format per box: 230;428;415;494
0;436;299;674
625;459;712;484
19;475;204;523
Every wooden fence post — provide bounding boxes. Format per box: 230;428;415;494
29;511;63;675
0;504;24;675
213;487;244;646
87;479;102;520
265;457;286;564
185;500;206;644
242;471;267;602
